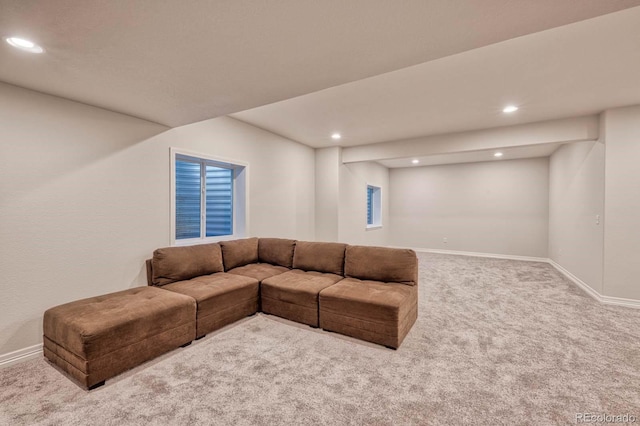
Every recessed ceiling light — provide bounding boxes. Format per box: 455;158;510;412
502;105;518;113
411;159;420;164
494;152;504;158
5;37;44;53
331;133;341;140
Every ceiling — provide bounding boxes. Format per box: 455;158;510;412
2;0;640;131
233;5;640;148
378;144;562;169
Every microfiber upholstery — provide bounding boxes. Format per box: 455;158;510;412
220;238;259;270
43;286;196;389
162;273;259;338
45;239;420;390
151;243;224;286
261;270;343;326
345;245;418;285
258;238;296;268
319;277;418;348
293;241;346;275
226;263;289;282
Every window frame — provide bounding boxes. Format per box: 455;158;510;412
366;184;382;229
170;148;248;246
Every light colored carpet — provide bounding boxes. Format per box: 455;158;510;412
2;253;640;425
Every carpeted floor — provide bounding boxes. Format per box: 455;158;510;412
1;253;640;425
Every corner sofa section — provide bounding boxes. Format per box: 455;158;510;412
149;242;259;338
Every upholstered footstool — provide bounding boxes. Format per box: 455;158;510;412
43;286;196;390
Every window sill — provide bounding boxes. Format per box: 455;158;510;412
366;225;383;231
172;234;242;246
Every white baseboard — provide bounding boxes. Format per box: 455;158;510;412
599;294;640;309
549;260;640;309
2;249;638;369
402;246;548;263
547;259;604;302
0;343;43;368
401;245;640;309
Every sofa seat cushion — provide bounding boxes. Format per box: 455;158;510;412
319;278;416;323
319;277;418;348
162;272;259;337
227;263;289;282
43;286;196;388
261;270;343;326
262;269;343;309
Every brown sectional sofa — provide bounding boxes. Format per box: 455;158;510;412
44;238;418;390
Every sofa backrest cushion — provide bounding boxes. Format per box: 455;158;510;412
259;238;296;268
152;243;224;286
293;241;347;276
344;245;418;286
220;237;259;270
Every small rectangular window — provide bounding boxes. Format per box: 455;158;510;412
172;150;246;243
367;184;381;228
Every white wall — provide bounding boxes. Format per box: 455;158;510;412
338;161;389;245
603;105;640;300
0;83;315;356
548;140;605;293
389;158;549;257
314;147;340;241
343;116;598;163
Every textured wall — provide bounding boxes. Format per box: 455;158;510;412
548;140;605;293
0;83;315;356
389;158;550;258
603;106;640;300
338;161;389;246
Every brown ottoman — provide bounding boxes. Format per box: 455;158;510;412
43;286;196;390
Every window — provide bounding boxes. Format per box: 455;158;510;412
172;149;246;243
367;184;381;228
